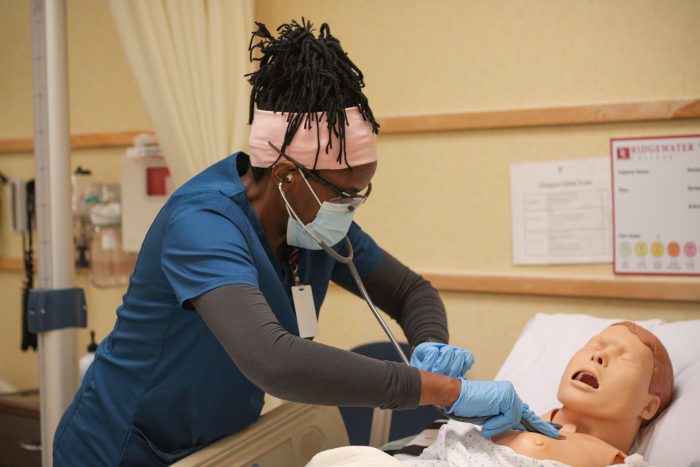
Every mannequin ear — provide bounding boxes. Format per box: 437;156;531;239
640;394;661;421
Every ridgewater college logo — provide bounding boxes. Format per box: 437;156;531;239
616;147;630;160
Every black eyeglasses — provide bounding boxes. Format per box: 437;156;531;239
267;141;372;206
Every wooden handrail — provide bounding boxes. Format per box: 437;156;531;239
379;98;700;134
1;256;697;302
423;271;700;303
0;130;146;153
0;257;25;271
2;98;699;154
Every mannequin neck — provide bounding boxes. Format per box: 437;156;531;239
552;406;642;454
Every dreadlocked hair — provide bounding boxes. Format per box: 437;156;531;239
246;18;379;171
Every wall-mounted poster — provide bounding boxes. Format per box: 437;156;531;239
611;134;700;276
510;157;612;265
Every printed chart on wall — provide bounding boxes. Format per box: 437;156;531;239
611;134;700;276
510;157;612;265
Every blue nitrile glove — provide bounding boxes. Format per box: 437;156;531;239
445;379;560;439
513;404;560;438
410;342;475;378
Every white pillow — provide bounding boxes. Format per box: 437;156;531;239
495;313;700;467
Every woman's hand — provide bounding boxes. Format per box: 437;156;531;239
410;342;474;379
445;379;561;439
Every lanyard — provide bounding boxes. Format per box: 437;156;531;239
286;247;317;338
287;247;301;286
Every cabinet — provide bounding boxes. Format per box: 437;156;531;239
0;390;41;467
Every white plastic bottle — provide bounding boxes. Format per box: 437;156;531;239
79;331;98;382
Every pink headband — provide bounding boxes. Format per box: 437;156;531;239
248;106;378;170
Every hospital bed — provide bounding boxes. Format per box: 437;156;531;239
177;313;700;466
172;401;348;467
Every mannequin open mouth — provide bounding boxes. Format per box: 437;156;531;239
572;371;599;389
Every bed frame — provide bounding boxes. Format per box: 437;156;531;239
173;402;349;466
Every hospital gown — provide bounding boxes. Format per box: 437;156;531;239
410;422;568;467
307;421;656;467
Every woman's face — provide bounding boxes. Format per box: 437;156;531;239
284;161;377;224
557;325;659;422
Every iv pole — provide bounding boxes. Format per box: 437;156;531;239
30;1;80;465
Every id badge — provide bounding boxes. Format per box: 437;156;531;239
291;285;317;338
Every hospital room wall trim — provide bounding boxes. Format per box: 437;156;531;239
379;98;700;134
1;257;697;303
0;130;144;154
423;272;700;303
1;98;699;154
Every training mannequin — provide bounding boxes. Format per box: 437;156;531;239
493;322;674;467
306;322;674;467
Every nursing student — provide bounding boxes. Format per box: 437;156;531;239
53;19;559;466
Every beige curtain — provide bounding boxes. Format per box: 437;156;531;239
108;0;254;186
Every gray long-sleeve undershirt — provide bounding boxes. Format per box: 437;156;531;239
191;252;448;410
333;250;448;346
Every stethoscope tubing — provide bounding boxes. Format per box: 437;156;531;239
320;237;490;425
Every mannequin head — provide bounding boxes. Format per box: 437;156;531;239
557;322;673;427
610;322;674;424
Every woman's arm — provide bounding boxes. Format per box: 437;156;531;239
191;284;459;410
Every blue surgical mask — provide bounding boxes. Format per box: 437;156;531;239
278;174;358;250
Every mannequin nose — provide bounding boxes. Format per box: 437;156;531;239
590;352;607;367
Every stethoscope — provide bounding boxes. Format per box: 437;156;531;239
278;181;556;434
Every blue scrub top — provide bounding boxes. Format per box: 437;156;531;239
53;152;384;466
